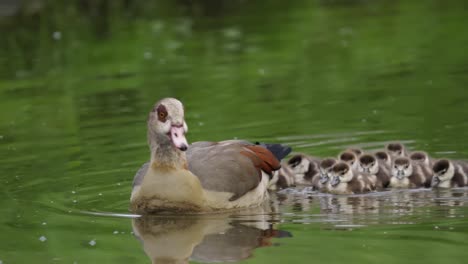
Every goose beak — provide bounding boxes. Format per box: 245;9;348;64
170;125;188;151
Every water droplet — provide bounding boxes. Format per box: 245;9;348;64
0;135;3;139
89;240;96;246
98;193;103;196
339;27;353;36
166;40;182;51
42;222;47;226
223;28;242;39
52;31;62;40
434;226;439;229
113;231;119;235
71;191;76;194
152;21;164;33
39;236;47;242
198;122;204;126
117;183;121;186
258;68;266;75
143;52;152;60
73;200;77;203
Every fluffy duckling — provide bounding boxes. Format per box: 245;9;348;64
311;158;337;192
431;159;468;188
287;154;321;185
409;151;432;166
328;162;374;195
338;150;359;170
386;142;408;157
389;157;426;189
274;162;296;190
345;148;364;156
357;154;391;189
374;151;392;167
409;151;433;187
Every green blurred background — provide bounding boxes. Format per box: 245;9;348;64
1;0;468;263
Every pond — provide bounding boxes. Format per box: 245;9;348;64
1;0;468;263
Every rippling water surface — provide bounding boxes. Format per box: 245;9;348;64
1;1;468;263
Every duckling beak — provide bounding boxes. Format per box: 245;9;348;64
396;170;405;179
330;176;340;187
170;125;188;151
431;176;440;187
319;175;329;184
364;167;370;173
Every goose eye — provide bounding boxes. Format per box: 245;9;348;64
394;165;398;169
405;165;409;169
158;111;167;120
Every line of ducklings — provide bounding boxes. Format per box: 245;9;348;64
270;143;468;194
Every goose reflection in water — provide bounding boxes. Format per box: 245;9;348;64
132;208;292;264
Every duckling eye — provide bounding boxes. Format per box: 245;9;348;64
405;165;409;169
394;165;398;169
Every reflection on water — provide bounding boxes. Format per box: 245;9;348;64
127;188;468;263
132;206;291;263
277;187;468;227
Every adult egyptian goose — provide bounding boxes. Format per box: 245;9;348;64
130;98;290;214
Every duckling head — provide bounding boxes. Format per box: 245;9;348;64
338;151;358;169
346;148;363;156
391;157;413;180
375;151;391;167
319;158;337;184
358;154;379;174
409;151;430;166
330;162;353;187
287;154;311;176
386;142;406;157
431;159;455;187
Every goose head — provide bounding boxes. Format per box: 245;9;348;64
432;159;455;187
358;154;379;174
391;157;413;180
147;98;189;152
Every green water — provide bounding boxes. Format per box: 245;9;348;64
1;0;468;263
